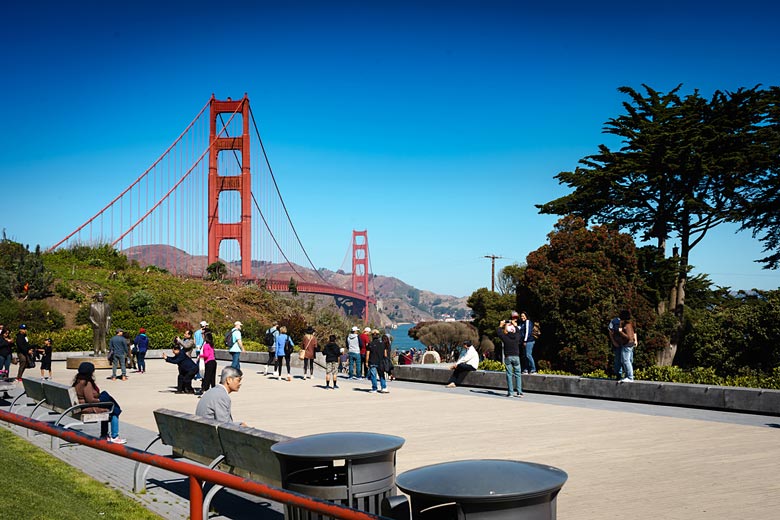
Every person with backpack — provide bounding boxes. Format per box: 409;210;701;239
519;311;537;375
133;328;150;374
226;321;244;370
274;326;294;381
263;321;279;376
345;326;361;380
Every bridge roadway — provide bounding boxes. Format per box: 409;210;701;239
3;358;779;519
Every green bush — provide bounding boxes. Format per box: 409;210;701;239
479;359;505;371
128;290;154;316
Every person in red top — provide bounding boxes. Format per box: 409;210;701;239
358;327;371;379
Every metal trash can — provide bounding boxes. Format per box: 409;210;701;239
386;459;568;520
271;431;405;519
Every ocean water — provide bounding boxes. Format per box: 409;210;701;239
385;323;424;352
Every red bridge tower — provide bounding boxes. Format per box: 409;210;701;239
207;95;252;278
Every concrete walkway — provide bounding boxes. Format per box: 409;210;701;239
3;358;780;519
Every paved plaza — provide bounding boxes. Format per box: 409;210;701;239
3;358;779;519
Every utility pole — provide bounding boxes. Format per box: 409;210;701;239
484;255;503;292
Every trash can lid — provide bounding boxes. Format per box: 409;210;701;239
271;432;405;460
396;459;568;503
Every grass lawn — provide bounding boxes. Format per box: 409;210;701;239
0;428;162;520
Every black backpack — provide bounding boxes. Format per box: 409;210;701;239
224;329;234;348
284;336;293;355
264;330;275;347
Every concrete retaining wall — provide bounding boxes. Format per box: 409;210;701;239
394;365;780;416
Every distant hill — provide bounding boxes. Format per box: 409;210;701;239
124;244;471;325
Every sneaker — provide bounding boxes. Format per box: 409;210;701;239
619;378;633;383
333;385;339;389
379;389;389;394
446;383;456;388
505;393;513;397
108;437;127;445
369;390;378;393
530;371;538;375
514;393;524;398
521;370;529;375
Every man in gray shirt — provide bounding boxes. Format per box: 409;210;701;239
195;366;246;426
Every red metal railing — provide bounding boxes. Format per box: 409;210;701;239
0;409;385;520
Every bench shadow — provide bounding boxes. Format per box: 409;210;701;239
147;478;283;519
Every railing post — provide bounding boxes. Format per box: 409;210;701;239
189;475;203;520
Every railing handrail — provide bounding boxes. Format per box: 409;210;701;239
0;409;387;520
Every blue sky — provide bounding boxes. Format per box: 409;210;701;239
2;1;779;297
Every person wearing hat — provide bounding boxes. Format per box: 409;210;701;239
365;329;389;393
228;321;244;370
301;326;318;379
109;329;129;381
345;326;361;379
73;361;126;444
193;320;209;379
15;324;34;381
133;328;149;374
359;327;372;379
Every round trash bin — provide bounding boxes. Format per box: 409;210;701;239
272;431;405;519
393;459;568;520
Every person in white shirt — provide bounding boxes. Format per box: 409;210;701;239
445;340;480;388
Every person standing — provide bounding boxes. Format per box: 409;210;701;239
163;343;199;393
446;340;480;388
228;321;244;370
15;324;34;381
195;366;246;426
39;338;53;379
0;327;13;380
359;327;371;379
176;329;196;358
381;334;395;381
133;328;149;374
193;320;208;380
497;320;523;398
366;329;389;394
519;311;537;374
109;329;129;381
274;326;294;381
198;330;217;393
323;334;341;389
263;321;279;376
617;310;636;382
607;315;624;380
301;327;318;379
346;326;361;380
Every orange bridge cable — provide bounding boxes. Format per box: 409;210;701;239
48;98;212;251
250;191;309;282
111;102;245;249
0;410;385;520
248;105;326;282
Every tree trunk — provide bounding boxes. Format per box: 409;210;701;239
655;340;677;366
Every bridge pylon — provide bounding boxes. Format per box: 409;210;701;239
352;230;370;323
207;95;252;278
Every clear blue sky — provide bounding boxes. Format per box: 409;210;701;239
2;1;779;297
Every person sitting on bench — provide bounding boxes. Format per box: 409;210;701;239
73;361;126;444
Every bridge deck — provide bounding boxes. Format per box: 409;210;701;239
3;358;778;519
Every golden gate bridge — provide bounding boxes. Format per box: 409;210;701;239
48;95;375;321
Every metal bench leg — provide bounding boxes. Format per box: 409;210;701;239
202;483;225;520
133;435;162;493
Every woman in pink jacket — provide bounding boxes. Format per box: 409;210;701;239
198;330;217;393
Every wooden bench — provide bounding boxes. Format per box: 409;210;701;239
134;408;293;520
10;377;113;448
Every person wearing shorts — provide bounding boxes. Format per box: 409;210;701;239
323;334;341;389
